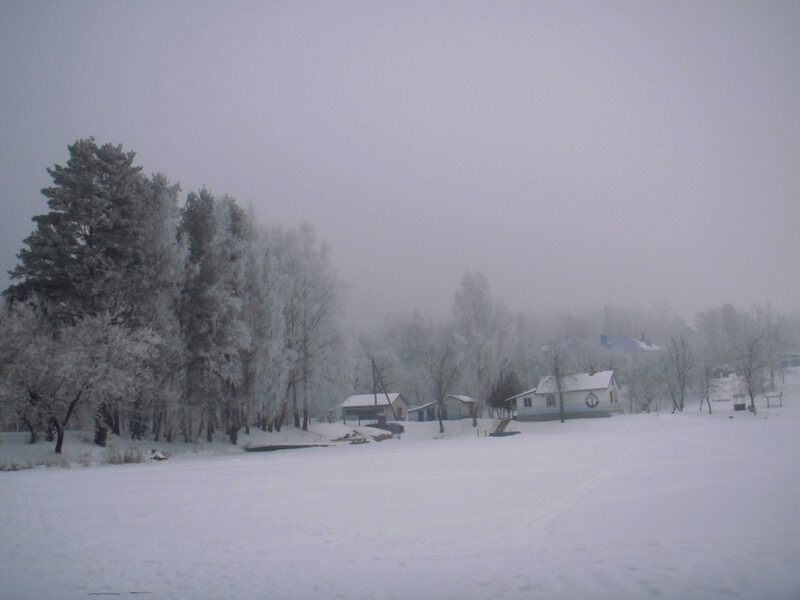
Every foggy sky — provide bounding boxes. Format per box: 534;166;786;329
2;1;799;330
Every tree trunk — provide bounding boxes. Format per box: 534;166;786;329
94;402;113;446
195;410;205;443
437;401;445;434
130;411;145;441
183;408;192;443
292;382;300;428
21;418;37;444
274;401;286;432
94;417;109;447
54;421;65;454
153;407;163;442
302;379;309;431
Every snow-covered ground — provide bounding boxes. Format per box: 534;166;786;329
2;385;799;599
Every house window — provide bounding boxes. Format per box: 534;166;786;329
523;397;532;408
546;395;556;407
609;390;616;404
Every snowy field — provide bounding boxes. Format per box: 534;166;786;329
2;391;800;599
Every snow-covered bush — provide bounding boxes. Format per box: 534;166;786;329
104;445;147;465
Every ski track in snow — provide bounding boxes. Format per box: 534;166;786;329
1;401;800;600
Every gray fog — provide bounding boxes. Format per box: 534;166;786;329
2;1;799;329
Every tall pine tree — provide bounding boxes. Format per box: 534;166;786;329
5;138;149;322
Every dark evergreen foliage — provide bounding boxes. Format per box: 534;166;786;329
487;369;523;412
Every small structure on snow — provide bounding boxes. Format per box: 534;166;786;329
338;393;409;425
408;395;477;422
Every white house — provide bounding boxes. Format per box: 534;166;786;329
339;393;409;424
408;395;477;422
506;387;537;417
515;370;620;421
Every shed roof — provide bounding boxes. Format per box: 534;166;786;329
409;395;476;413
535;370;615;394
341;393;403;408
445;395;476;404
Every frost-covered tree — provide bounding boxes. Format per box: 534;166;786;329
178;190;252;443
378;311;435;406
662;335;695;413
0;302;159;453
276;225;343;431
4;140;187;445
541;342;570;423
728;305;783;412
626;352;664;413
240;227;281;432
452;270;509;424
426;325;459;434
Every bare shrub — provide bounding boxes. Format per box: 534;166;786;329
105;445;147;465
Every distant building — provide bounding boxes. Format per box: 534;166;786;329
601;333;663;353
339;393;409;424
514;370;621;421
408;395;477;422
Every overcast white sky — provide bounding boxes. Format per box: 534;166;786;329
1;1;799;329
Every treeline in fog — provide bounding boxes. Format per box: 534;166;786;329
2;139;798;452
0;139;345;452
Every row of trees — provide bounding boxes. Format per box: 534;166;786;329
2;138;797;451
352;277;795;427
0;139;344;452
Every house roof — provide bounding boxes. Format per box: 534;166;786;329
605;336;664;353
535;370;615;394
505;387;537;403
445;395;476;404
341;393;403;408
409;395;476;413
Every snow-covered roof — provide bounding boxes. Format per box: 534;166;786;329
605;336;664;353
341;393;403;408
505;387;537;402
635;339;664;352
445;395;476;404
409;395;476;412
535;370;615;394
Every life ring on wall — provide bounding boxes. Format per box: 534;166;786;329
585;391;599;408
